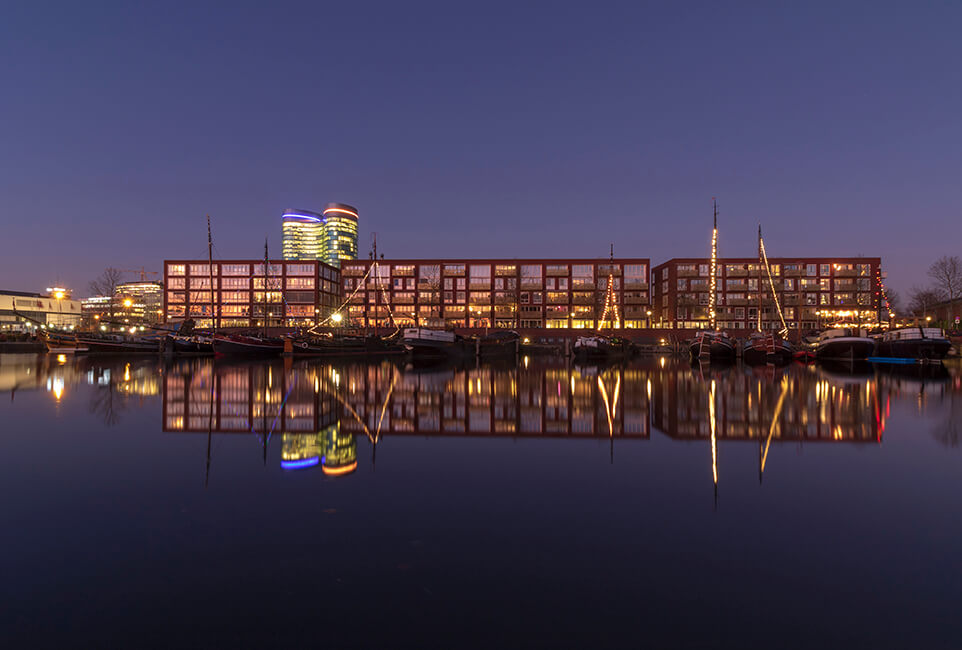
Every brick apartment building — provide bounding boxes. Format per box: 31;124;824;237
651;257;882;332
338;258;651;329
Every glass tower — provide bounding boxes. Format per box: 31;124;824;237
281;209;324;261
321;203;359;268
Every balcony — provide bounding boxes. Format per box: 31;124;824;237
676;268;699;278
726;267;749;277
782;267;805;277
725;282;749;291
834;267;858;277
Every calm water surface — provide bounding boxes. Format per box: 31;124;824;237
2;353;961;648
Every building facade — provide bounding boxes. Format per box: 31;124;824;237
116;281;164;324
281;204;359;268
162;259;341;328
281;209;325;261
651;257;882;331
0;289;82;331
320;203;359;268
339;258;651;329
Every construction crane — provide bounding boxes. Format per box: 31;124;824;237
122;267;159;282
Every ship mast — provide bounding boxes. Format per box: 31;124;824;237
709;200;718;331
207;215;216;332
756;224;763;333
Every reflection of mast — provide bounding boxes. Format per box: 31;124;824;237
759;376;790;483
597;370;621;464
709;378;718;504
205;363;214;488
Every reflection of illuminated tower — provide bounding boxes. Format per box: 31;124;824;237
280;432;322;470
321;203;359;268
282;209;325;261
321;423;357;476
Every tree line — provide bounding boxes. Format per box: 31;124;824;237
908;255;962;320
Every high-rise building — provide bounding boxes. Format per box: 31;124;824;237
281;204;359;268
281;209;325;261
320;203;359;268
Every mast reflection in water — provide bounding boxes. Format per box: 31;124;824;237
152;356;933;487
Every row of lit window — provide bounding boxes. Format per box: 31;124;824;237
166;263;338;280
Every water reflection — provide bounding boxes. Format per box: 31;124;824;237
153;357;962;480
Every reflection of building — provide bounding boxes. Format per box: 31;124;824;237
320;203;359;268
336;362;651;439
339;258;651;329
162;361;338;434
652;257;882;331
650;365;880;443
0;289;82;331
281;432;322;470
281;209;325;261
321;423;357;476
162;259;341;328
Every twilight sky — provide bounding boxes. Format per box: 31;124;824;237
1;1;959;298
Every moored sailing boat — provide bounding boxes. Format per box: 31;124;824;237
689;330;737;361
742;225;793;365
691;200;736;363
742;331;793;365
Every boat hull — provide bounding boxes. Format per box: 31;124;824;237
212;335;284;356
815;337;875;361
689;334;736;362
169;335;214;355
742;338;793;366
876;338;951;360
76;336;160;355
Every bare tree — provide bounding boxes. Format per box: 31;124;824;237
908;286;945;318
89;267;124;318
928;255;962;304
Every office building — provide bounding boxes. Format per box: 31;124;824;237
281;209;325;261
651;257;882;331
280;203;359;268
338;258;651;329
162;259;341;328
320;203;359;268
0;289;82;331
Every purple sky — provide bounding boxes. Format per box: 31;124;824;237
1;1;959;299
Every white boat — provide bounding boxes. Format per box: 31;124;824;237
401;328;464;359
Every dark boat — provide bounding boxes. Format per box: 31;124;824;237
742;332;793;366
875;326;951;360
76;332;162;355
170;334;214;355
814;328;875;362
572;335;633;359
211;333;285;356
474;330;521;358
166;319;214;355
401;327;468;360
689;330;736;362
287;333;406;356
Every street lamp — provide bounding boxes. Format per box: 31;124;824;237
331;312;343;324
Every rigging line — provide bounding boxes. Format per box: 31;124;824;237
309;262;375;332
759;235;789;337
